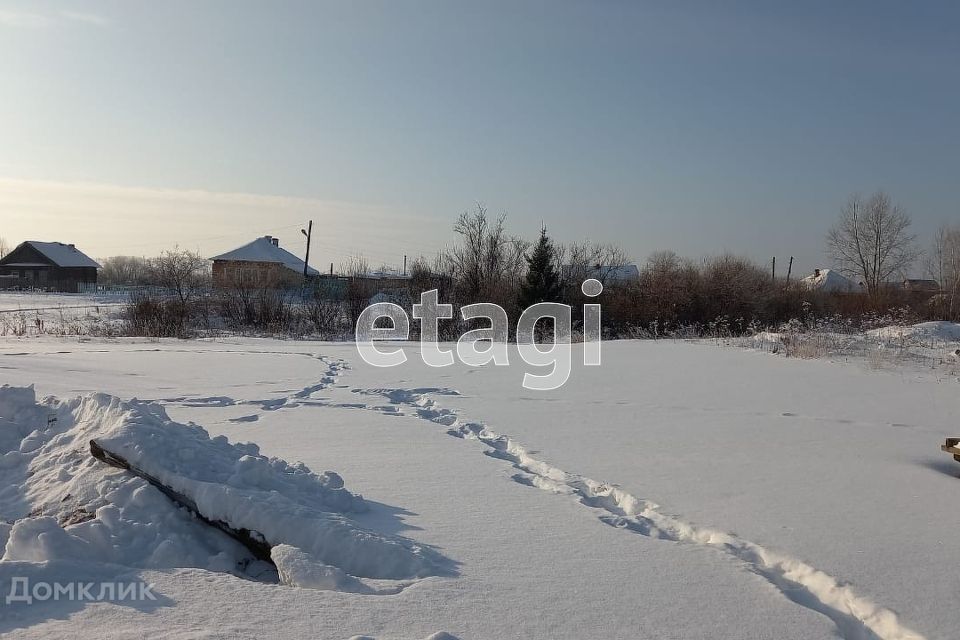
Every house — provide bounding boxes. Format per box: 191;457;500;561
801;268;863;293
210;236;318;288
0;241;100;292
902;279;940;294
561;264;640;285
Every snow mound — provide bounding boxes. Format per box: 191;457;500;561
0;385;449;588
751;331;783;344
1;386;259;574
867;321;960;342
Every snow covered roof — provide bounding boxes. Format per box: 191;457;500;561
16;241;100;268
602;264;640;281
210;236;319;276
800;268;863;293
903;279;940;292
562;264;640;282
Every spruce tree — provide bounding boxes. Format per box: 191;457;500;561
519;227;563;308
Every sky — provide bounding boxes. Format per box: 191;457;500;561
1;1;958;276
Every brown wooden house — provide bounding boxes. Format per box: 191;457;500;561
0;241;100;292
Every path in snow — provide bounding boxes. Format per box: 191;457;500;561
6;342;922;639
149;353;349;422
346;386;923;640
4;338;954;639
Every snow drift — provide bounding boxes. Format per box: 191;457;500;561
867;321;960;342
0;385;449;589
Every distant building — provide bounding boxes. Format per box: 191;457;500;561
561;264;640;285
800;268;863;293
358;268;411;289
210;236;319;288
902;279;940;294
0;241;100;292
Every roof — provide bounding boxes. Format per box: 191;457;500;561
903;279;940;291
801;268;862;293
599;264;640;281
11;241;101;268
562;264;640;282
361;269;411;280
210;236;319;276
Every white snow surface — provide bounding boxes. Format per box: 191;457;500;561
0;292;124;313
2;336;959;639
0;383;445;593
867;321;960;342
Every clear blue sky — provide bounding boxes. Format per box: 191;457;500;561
1;0;957;275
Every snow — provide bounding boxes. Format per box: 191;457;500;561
0;291;124;313
801;268;862;292
209;236;319;276
867;321;960;342
2;336;959;639
0;383;447;594
748;320;960;370
0;386;257;575
0;292;126;337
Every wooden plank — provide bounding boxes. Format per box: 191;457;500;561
90;439;275;564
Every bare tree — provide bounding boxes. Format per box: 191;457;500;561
340;254;375;327
444;204;528;306
0;237;9;259
563;241;629;286
925;224;960;318
149;249;209;304
408;255;452;298
339;254;370;278
826;191;918;296
640;251;688;322
99;256;150;286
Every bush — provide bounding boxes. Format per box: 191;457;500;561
123;292;195;338
302;298;347;338
217;287;295;334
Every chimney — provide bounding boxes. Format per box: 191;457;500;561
263;235;279;247
814;268;821;277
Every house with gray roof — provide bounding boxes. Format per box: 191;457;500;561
210;235;318;288
0;241;100;292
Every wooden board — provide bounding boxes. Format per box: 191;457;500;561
89;439;275;564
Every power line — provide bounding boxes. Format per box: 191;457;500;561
93;223;303;254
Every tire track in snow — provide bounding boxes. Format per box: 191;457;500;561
353;387;924;640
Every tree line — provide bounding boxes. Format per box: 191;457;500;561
54;191;960;338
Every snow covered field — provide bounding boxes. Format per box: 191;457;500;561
749;320;960;376
0;292;125;337
2;335;960;639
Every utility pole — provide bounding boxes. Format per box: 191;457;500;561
772;256;776;284
786;256;794;284
403;255;407;276
301;220;313;278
